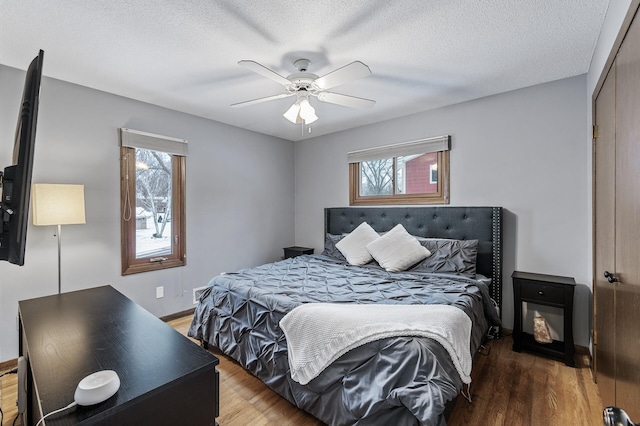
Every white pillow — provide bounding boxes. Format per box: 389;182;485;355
365;224;431;272
335;222;380;265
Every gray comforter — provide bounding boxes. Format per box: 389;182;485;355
188;254;500;426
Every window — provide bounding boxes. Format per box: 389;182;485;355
349;136;450;205
429;162;438;184
120;128;187;275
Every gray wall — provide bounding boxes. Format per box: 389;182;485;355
0;65;295;362
294;75;591;347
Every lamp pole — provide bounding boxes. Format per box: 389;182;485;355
57;224;62;294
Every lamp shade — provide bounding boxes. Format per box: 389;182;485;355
283;102;302;124
283;98;318;124
298;99;318;124
32;184;86;226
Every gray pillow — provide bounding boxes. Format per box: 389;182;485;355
321;233;347;262
410;238;479;278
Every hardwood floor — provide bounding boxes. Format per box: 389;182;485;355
167;316;324;426
0;367;18;426
1;316;603;426
447;336;603;425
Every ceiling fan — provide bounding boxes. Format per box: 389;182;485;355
231;58;375;125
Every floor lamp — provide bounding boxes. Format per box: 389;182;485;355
32;184;86;294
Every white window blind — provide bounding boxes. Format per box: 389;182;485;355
347;135;450;163
120;128;188;156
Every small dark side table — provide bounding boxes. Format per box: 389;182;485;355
512;271;576;367
283;246;314;259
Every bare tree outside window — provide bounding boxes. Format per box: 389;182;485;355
135;148;172;258
359;158;393;196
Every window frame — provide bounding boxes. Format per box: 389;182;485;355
348;137;450;206
120;143;186;275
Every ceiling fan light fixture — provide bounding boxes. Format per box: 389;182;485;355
299;99;318;124
303;112;318;124
283;102;302;124
283;97;318;124
235;58;374;128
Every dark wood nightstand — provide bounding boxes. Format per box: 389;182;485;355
283;246;314;259
512;271;576;367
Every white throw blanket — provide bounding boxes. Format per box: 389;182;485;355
279;303;473;385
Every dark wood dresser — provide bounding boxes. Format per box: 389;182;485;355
18;285;219;425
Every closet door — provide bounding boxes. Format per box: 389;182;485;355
593;61;616;409
614;13;640;415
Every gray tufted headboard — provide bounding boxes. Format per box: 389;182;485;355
324;206;503;315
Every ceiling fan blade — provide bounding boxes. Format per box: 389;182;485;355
317;92;375;109
231;93;294;108
238;60;291;86
314;61;372;90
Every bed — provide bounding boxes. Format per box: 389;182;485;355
188;206;503;426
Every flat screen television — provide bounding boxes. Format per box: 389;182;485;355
0;50;44;266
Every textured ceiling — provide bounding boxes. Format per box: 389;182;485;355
1;0;610;141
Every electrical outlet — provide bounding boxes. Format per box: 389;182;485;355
156;286;164;299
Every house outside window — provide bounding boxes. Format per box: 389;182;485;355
120;128;187;275
349;136;450;205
